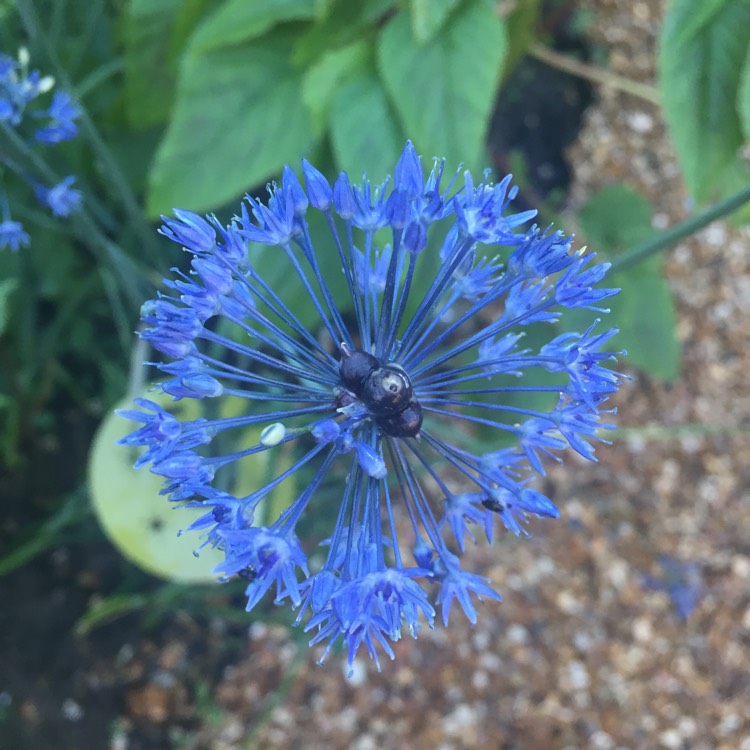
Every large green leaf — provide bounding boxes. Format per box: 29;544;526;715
409;0;463;43
312;0;395;25
292;0;395;67
330;72;404;180
377;0;507;173
90;391;296;582
170;0;225;57
664;0;732;42
122;0;183;128
90;393;224;582
721;159;750;225
0;278;17;337
147;30;315;215
739;43;750;140
608;260;681;381
313;0;335;19
503;0;542;77
560;264;681;383
659;0;750;201
301;40;370;133
577;184;654;252
189;0;316;53
575;184;681;380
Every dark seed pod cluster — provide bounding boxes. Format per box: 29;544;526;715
339;344;423;437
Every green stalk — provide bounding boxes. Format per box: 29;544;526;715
15;0;160;258
611;184;750;272
1;122;152;312
530;43;660;104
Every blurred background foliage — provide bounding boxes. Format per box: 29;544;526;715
0;0;749;630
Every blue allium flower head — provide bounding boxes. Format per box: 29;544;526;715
121;141;624;672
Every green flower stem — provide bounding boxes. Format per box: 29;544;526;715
0;487;90;576
74;223;148;312
611;184;750;272
126;336;150;403
33;275;101;374
1;123;151;313
75;57;124;101
75;593;156;637
66;0;108;79
530;43;661;105
15;0;160;258
1;135;118;235
99;270;135;357
17;238;38;371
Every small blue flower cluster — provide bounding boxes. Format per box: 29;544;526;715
0;48;81;251
121;142;624;670
642;555;702;620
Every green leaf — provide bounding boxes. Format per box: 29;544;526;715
74;594;150;637
147;30;315;215
313;0;335;18
658;0;750;201
301;40;371;133
292;0;395;67
0;278;17;337
330;72;404;180
190;0;316;53
29;228;82;298
562;261;681;383
739;44;750;139
169;0;220;57
665;0;731;42
0;489;90;577
503;0;541;76
409;0;463;43
89;390;296;582
315;0;396;26
377;0;507;173
574;185;680;379
719;159;750;225
122;0;183;128
609;259;681;381
104;126;162;199
578;184;655;253
122;0;214;129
